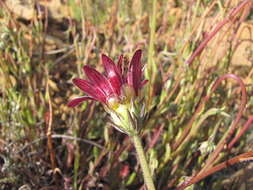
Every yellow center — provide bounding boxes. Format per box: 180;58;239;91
107;85;135;111
107;96;119;110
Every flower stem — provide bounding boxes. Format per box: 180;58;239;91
132;134;156;190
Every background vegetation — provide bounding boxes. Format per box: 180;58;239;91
0;0;253;189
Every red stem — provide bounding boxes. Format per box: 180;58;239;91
148;124;164;150
176;149;253;190
196;74;247;174
185;0;252;65
228;116;253;149
175;74;247;189
173;74;247;151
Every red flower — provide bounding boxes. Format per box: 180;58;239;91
68;49;147;108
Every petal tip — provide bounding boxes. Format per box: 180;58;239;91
67;96;93;107
133;49;142;58
101;54;110;62
135;49;142;54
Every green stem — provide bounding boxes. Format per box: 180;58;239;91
132;135;156;190
146;0;157;110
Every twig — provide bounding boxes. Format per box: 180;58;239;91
14;134;104;154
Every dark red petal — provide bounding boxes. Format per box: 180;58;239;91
127;49;142;95
73;78;106;103
140;80;148;88
101;54;122;95
67;96;94;107
83;65;114;96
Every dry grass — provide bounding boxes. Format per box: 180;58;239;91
0;0;253;189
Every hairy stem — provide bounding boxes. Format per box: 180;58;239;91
132;135;156;190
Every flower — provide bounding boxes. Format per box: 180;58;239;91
68;49;147;134
68;49;147;108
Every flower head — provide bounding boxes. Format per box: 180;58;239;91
68;49;146;108
68;49;147;134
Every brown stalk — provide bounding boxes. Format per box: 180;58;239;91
196;74;247;174
179;0;218;55
228;116;253;149
175;74;247;189
185;0;252;65
45;80;57;172
147;124;164;150
176;149;253;190
173;74;247;152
